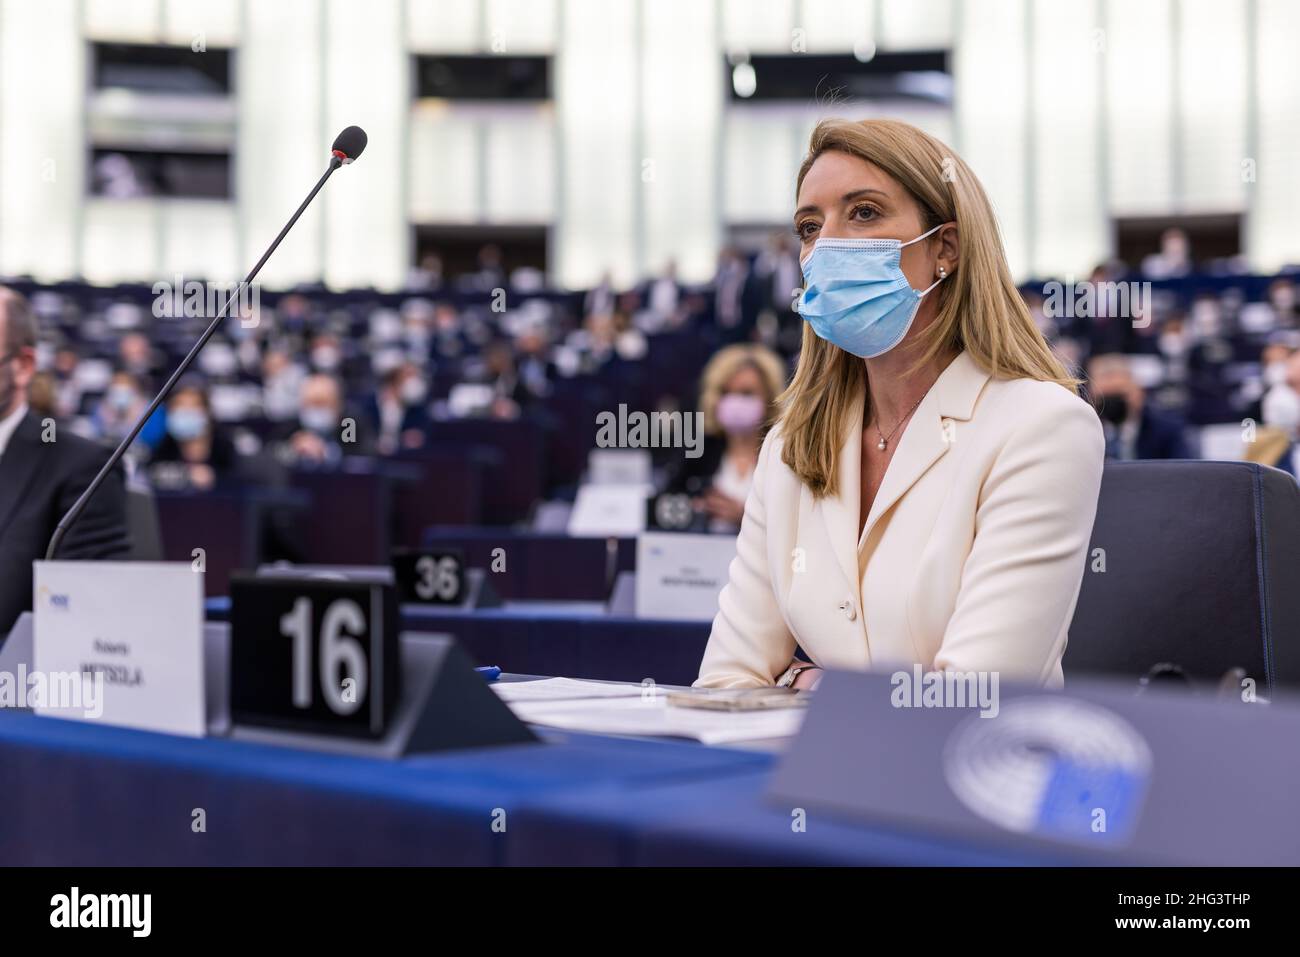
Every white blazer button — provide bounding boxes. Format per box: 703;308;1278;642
839;600;856;621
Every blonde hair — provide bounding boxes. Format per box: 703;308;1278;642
699;343;787;436
780;118;1076;497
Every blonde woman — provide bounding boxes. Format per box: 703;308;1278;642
696;119;1104;692
669;343;787;531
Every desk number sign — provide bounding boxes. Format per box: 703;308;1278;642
229;575;399;738
391;548;466;605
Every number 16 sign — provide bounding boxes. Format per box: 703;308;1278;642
229;575;399;738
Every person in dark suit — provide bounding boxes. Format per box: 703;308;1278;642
0;287;130;635
361;362;430;456
1087;352;1193;460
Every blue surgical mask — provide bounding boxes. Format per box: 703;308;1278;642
797;223;949;358
300;406;337;434
167;408;208;442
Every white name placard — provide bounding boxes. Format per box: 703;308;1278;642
33;561;206;737
568;483;651;537
635;532;737;621
588;449;653;486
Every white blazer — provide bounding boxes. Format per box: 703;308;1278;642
696;350;1105;690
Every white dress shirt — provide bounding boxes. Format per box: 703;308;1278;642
0;401;28;461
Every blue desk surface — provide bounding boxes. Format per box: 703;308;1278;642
0;707;1068;866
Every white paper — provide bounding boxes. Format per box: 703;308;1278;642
505;694;805;745
567;484;651;537
492;676;652;702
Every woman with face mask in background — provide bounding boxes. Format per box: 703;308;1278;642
149;383;240;492
695;118;1105;693
668;344;786;533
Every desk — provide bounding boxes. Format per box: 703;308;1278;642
204;598;712;687
156;489;309;597
290;461;423;564
0;706;1073;866
403;604;710;686
419;529;637;601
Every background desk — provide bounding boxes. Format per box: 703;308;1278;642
206;598;712;686
0;708;1078;866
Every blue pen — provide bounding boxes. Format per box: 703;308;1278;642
475;665;502;682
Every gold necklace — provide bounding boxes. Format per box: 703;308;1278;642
872;392;927;451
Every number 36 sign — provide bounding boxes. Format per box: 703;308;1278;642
229;575;399;738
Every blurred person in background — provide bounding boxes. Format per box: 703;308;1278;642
399;298;435;362
481;339;529;419
364;362;429;455
464;244;505;292
149;383;240;491
642;259;681;329
713;246;748;336
1141;227;1193;279
431;302;467;360
696;119;1104;693
308;331;344;374
584;270;616;319
1087;352;1192;460
51;345;84;418
0;286;129;635
514;326;556;398
1268;277;1298;329
752;231;803;352
669;343;786;533
117;331;158;383
1255;346;1300;477
275;293;313;335
1185;295;1239;423
26;370;59;420
274;373;366;466
405;251;444;292
91;371;161;448
261;347;305;422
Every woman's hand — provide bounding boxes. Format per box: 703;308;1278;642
700;487;745;525
792;666;823;691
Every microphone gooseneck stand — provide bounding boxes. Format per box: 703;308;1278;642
45;156;345;562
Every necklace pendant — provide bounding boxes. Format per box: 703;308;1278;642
877;438;888;451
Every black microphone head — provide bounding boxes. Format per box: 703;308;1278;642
331;126;368;164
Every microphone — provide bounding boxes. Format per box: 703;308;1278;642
44;126;369;561
331;126;367;165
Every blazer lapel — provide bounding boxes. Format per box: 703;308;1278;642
815;391;864;596
0;411;44;535
860;350;991;544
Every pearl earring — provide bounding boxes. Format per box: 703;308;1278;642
938;266;947;278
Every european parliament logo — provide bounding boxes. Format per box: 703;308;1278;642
943;696;1153;845
38;584;70;611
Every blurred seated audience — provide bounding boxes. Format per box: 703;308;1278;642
669;343;786;533
1087;352;1192;460
17;232;1300;560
